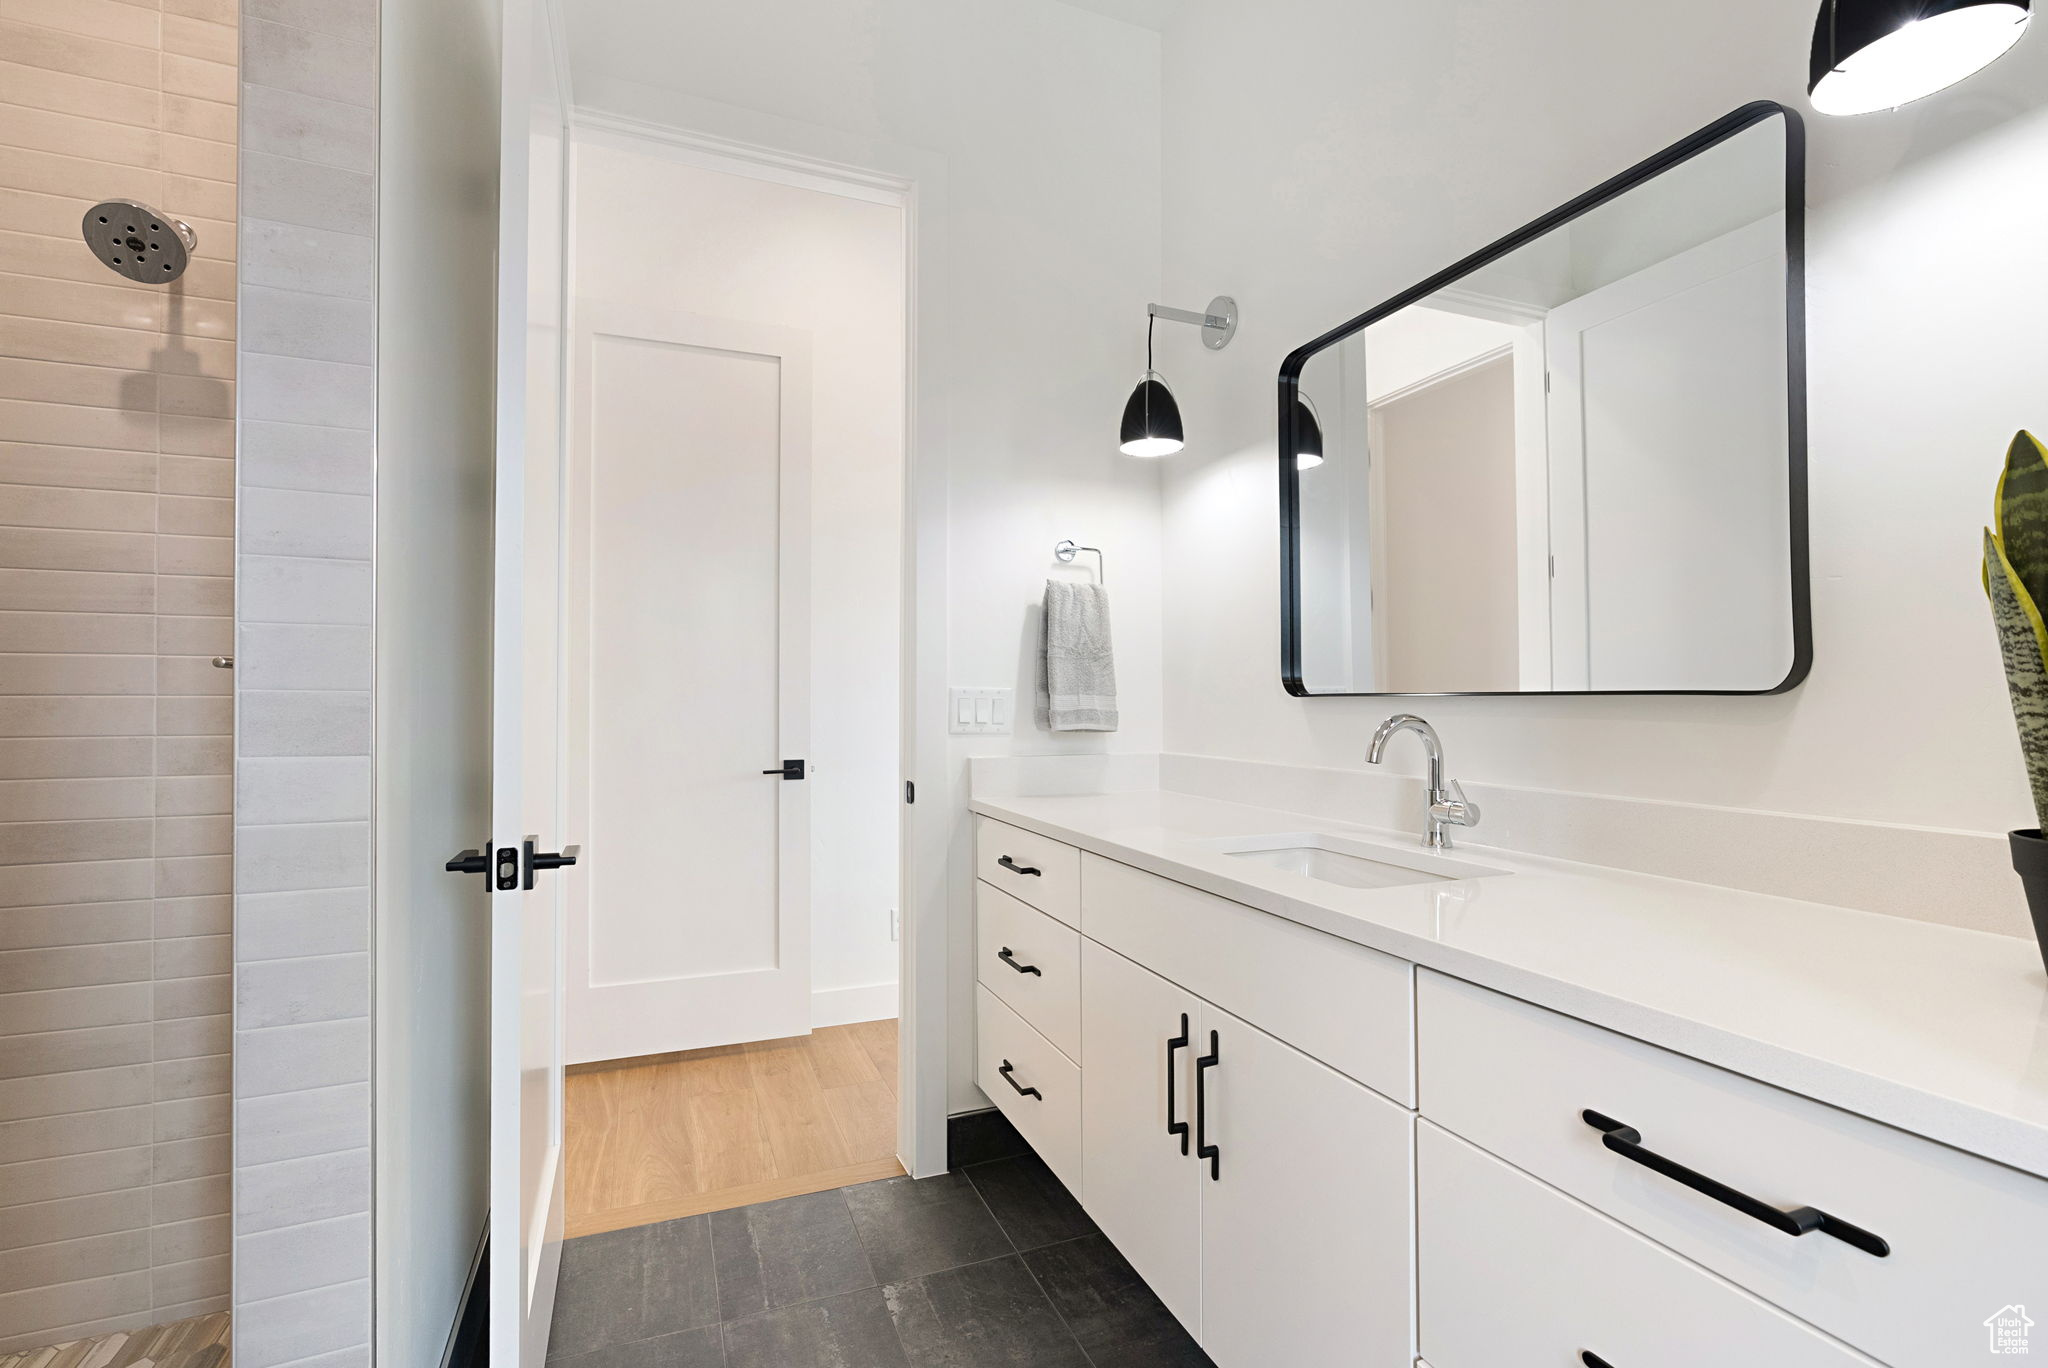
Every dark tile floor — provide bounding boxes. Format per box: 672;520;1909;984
549;1115;1215;1367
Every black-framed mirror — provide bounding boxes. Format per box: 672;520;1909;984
1279;102;1808;698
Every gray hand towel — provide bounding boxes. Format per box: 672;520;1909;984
1037;579;1119;732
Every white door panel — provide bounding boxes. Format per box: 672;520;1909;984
1545;214;1791;690
489;0;571;1362
566;302;813;1062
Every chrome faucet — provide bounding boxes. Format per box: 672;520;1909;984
1367;714;1480;850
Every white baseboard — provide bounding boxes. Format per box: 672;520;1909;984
812;981;899;1029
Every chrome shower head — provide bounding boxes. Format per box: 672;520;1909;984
81;200;196;283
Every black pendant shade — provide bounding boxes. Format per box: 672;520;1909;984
1810;0;2031;114
1119;374;1184;458
1294;397;1324;470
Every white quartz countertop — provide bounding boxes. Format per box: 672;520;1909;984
968;789;2048;1180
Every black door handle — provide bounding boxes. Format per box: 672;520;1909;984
996;947;1041;976
997;855;1041;877
446;847;490;876
1194;1029;1220;1181
998;1059;1041;1100
1582;1354;1616;1368
1581;1110;1889;1257
446;844;519;890
523;838;582;890
763;759;806;780
1166;1013;1191;1156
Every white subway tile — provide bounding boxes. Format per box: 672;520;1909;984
235;1019;368;1098
241;487;372;561
236;953;368;1030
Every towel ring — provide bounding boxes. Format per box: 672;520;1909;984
1054;540;1104;584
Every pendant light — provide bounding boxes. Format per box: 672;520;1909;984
1810;0;2031;115
1119;314;1184;457
1119;296;1236;458
1294;395;1325;471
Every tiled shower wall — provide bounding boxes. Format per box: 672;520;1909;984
0;0;240;1352
230;0;378;1364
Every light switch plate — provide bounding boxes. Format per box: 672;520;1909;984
949;686;1013;735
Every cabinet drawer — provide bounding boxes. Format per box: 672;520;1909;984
1418;1121;1874;1368
1081;853;1414;1105
976;881;1080;1060
976;817;1081;926
1418;970;2048;1368
977;984;1081;1191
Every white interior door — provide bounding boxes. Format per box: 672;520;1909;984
1545;213;1790;690
488;0;572;1362
565;301;813;1064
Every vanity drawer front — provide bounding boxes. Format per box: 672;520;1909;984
1418;969;2048;1368
976;880;1080;1060
976;817;1081;926
1418;1121;1874;1368
977;983;1081;1191
1081;853;1414;1106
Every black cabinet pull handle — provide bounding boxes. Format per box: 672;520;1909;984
1194;1030;1221;1181
1581;1110;1889;1258
997;947;1041;976
1166;1013;1191;1156
997;855;1041;877
1582;1354;1615;1368
998;1059;1041;1100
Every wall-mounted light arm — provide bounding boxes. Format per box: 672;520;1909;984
1147;297;1238;350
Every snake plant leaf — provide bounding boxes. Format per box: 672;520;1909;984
1986;528;2048;831
1996;431;2048;613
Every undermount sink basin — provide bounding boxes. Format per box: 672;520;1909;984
1196;832;1508;892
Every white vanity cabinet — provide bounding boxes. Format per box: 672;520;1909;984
1194;997;1413;1368
1076;934;1414;1368
1077;939;1205;1333
969;809;2048;1368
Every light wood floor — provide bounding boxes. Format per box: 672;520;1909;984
564;1018;903;1239
0;1312;228;1368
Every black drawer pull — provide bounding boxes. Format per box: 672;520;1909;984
1581;1110;1889;1258
1166;1013;1191;1155
999;1059;1041;1100
1582;1354;1615;1368
1195;1030;1221;1181
997;855;1042;877
996;947;1041;976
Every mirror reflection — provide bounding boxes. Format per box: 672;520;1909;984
1286;109;1802;696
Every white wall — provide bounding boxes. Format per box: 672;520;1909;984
1160;0;2048;846
563;0;1164;1111
571;141;907;1022
375;0;498;1360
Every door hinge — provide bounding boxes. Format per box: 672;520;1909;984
889;907;900;942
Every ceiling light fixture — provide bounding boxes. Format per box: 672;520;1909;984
1810;0;2031;115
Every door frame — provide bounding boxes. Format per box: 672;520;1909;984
565;107;952;1178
